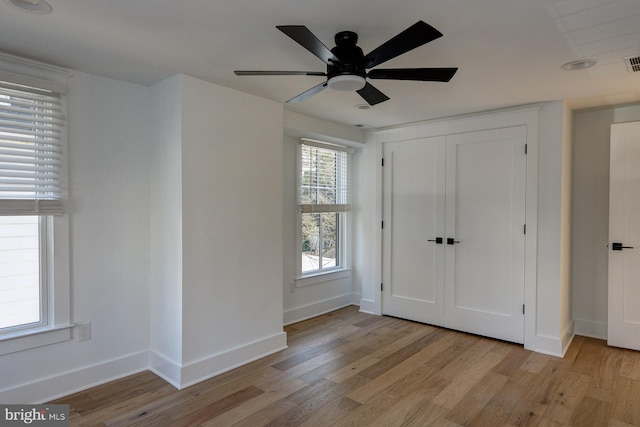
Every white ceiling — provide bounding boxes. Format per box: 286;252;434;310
0;0;639;128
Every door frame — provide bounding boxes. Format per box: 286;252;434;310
371;106;544;353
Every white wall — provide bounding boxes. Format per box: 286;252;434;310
535;101;574;354
149;75;287;388
150;76;184;369
2;69;292;401
180;75;285;376
572;103;640;339
0;71;152;403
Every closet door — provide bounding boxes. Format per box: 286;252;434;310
382;137;446;325
608;121;640;351
444;126;527;343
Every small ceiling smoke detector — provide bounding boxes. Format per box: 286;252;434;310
624;56;640;73
560;59;597;71
4;0;52;14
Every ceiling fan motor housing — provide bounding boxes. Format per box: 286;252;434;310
328;30;366;80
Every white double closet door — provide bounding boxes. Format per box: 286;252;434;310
382;126;527;344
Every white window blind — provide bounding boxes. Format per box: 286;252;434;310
0;79;65;215
298;140;351;214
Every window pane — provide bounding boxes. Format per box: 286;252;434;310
301;213;320;273
299;145;349;208
320;213;338;269
301;212;340;274
0;216;40;330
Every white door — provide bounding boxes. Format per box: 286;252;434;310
382;136;446;325
608;121;640;351
445;127;527;343
381;127;527;344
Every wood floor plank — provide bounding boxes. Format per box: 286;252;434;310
611;376;640;425
356;328;446;380
431;350;505;409
571;337;605;376
491;345;531;376
297;396;361;427
265;376;366;426
468;378;530;426
200;378;307;427
45;306;640;427
572;395;612;427
585;343;623;402
325;325;437;383
347;330;454;403
542;371;592;424
443;371;509;425
620;348;640;381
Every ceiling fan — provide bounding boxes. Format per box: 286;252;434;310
234;21;457;106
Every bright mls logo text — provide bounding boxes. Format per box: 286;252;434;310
1;405;69;426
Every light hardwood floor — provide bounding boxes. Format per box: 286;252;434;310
50;306;640;426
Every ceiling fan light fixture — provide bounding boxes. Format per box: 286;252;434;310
4;0;52;14
328;74;366;91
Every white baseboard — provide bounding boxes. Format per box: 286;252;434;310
0;350;149;404
526;320;575;358
574;318;607;340
283;293;354;326
180;332;287;389
149;350;182;389
561;320;575;356
151;332;288;390
358;298;379;315
351;293;362;306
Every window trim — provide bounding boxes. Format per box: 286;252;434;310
0;56;72;355
0;216;50;335
295;268;352;288
0;215;72;355
296;140;352;280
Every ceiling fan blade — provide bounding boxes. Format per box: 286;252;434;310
235;71;327;76
286;81;328;103
277;26;339;66
367;67;457;82
363;21;443;69
356;82;390;106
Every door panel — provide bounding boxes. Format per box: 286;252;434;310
382;137;446;325
381;127;526;344
445;127;527;343
609;121;640;351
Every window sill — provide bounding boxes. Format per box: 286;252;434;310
295;268;352;288
0;324;74;356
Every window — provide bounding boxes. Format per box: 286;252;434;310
0;73;70;352
298;140;352;276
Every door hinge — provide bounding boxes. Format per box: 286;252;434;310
381;221;384;229
381;158;384;167
524;224;527;235
523;304;525;315
525;144;528;155
381;283;383;291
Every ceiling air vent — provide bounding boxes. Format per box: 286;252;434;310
624;56;640;73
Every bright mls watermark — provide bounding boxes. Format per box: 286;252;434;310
1;405;69;426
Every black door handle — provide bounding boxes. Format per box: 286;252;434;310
612;242;634;251
428;237;443;244
447;238;460;245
